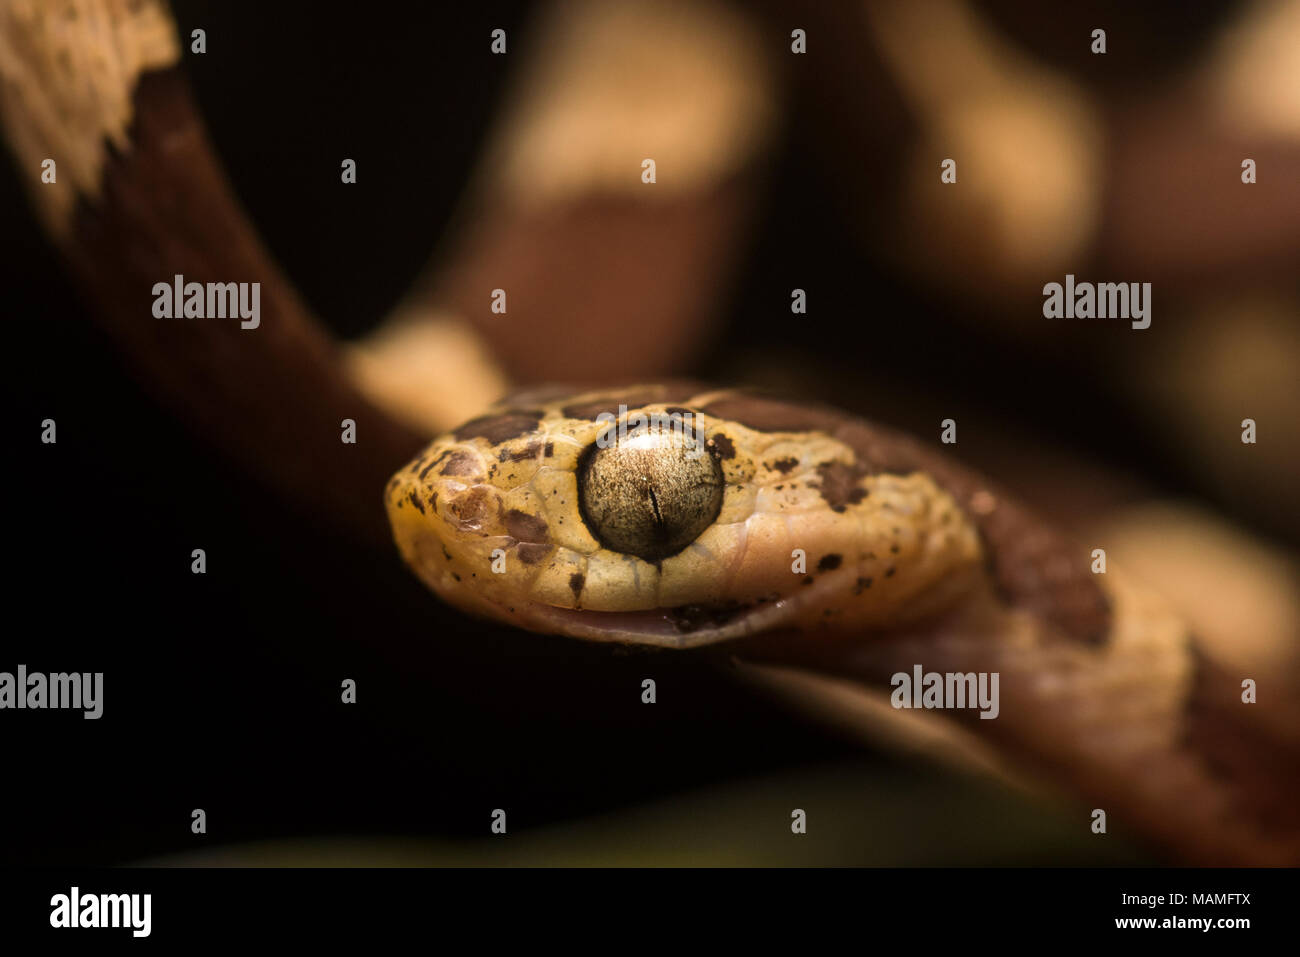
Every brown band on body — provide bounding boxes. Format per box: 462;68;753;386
63;71;427;547
1182;644;1300;846
703;391;1112;643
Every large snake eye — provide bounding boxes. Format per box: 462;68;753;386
577;421;724;562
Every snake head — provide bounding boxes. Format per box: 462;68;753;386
386;385;984;649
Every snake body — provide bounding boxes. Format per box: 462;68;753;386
387;383;1300;865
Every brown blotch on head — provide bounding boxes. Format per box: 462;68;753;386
544;442;555;457
517;542;551;564
450;486;498;531
439;450;480;477
562;400;623;421
453;411;543;444
701;393;844;433
500;440;542;463
418;449;450;480
707;433;736;460
568;572;585;600
561;385;704;421
817;553;842;572
505;508;549;544
814;461;869;512
408;490;425;514
769;457;799;474
854;577;873;594
802;576;814;586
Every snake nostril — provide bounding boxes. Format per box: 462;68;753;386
576;421;724;563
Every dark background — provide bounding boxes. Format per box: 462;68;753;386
0;0;1261;865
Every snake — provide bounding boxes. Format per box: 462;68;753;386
5;0;1295;867
386;381;1300;866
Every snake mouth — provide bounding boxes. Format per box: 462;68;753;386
511;597;785;649
468;564;889;649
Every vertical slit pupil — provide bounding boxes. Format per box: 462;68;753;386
577;421;724;562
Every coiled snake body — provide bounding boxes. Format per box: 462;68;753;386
388;382;1300;866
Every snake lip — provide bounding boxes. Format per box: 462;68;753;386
514;599;783;650
496;565;877;649
665;601;759;633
